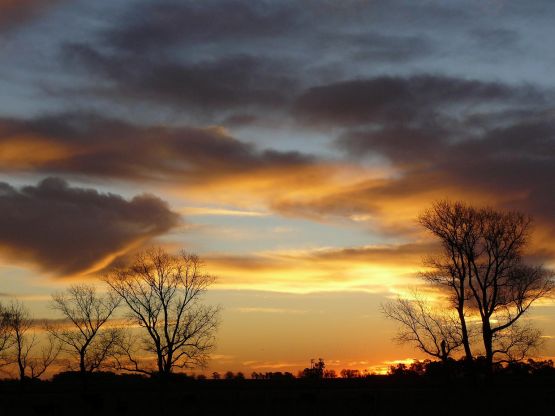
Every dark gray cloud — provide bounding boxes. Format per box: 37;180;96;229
295;75;542;127
0;112;314;182
323;31;433;63
104;0;299;53
62;43;295;113
54;0;437;116
0;178;179;275
57;0;304;114
469;27;520;50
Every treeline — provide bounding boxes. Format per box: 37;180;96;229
0;248;219;381
1;357;554;384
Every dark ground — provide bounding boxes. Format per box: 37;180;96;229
0;374;553;416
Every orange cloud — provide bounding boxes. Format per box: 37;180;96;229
204;243;435;294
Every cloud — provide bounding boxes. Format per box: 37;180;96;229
0;112;381;229
62;44;295;113
53;1;436;116
0;0;61;32
103;0;299;53
321;31;433;63
0;112;316;184
469;27;520;50
205;242;435;293
57;0;303;114
0;177;179;275
179;207;269;217
295;75;542;127
287;74;555;258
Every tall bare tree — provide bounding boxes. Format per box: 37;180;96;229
382;292;463;363
104;248;220;377
420;201;553;370
47;284;120;374
419;201;477;362
5;301;60;380
463;210;552;368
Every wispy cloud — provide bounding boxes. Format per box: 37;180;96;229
179;206;269;217
234;307;309;315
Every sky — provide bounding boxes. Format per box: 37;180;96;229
0;0;554;375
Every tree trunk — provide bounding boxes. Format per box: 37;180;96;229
156;349;164;375
457;306;473;362
482;322;494;374
79;350;86;374
18;357;25;381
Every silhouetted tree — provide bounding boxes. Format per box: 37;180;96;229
382;292;463;363
300;358;326;379
252;371;295;380
5;301;60;380
47;284;120;374
0;303;13;367
105;248;220;377
323;369;337;378
419;201;478;361
389;360;430;377
340;369;361;378
420;201;553;370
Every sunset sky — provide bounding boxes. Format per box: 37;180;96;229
1;0;554;375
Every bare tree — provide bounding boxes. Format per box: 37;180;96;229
419;201;478;362
5;301;61;380
464;211;552;369
420;201;553;370
492;323;542;364
382;292;463;363
104;248;220;377
0;303;14;368
47;284;120;374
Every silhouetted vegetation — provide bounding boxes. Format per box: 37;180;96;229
299;358;326;379
0;358;552;415
251;371;295;380
104;248;220;378
383;201;554;373
5;301;61;381
47;284;120;374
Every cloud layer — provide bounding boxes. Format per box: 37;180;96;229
1;0;555;273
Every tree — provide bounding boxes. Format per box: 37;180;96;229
0;303;13;365
104;248;220;377
418;201;478;362
382;292;463;363
323;369;337;378
420;201;553;370
340;369;361;378
300;358;326;379
5;301;60;381
47;284;120;374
